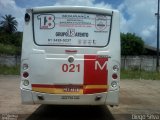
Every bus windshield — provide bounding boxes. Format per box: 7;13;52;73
33;12;112;47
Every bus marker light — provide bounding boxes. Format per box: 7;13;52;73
25;13;30;22
65;50;77;54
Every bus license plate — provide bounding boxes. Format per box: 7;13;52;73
63;88;80;92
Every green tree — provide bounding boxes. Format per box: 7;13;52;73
0;32;22;46
121;33;144;56
0;14;18;34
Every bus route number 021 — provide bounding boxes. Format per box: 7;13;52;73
62;64;80;72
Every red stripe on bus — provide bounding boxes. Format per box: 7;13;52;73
54;85;83;88
32;84;54;88
84;55;108;85
83;88;107;94
32;84;83;88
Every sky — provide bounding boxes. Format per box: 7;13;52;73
0;0;158;47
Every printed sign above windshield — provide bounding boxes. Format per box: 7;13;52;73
33;13;112;46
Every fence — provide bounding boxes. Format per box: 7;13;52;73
121;56;159;71
0;55;20;66
121;56;160;80
0;55;159;72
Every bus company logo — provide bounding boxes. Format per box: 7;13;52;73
67;29;75;37
55;29;88;37
37;14;55;29
95;15;107;31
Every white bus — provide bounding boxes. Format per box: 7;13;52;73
20;6;120;106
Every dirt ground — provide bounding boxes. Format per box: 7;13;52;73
0;75;160;120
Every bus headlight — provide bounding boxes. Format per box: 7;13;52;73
111;81;118;88
23;80;29;86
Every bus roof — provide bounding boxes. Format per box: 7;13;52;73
30;6;115;15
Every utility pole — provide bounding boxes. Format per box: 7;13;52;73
155;0;160;72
